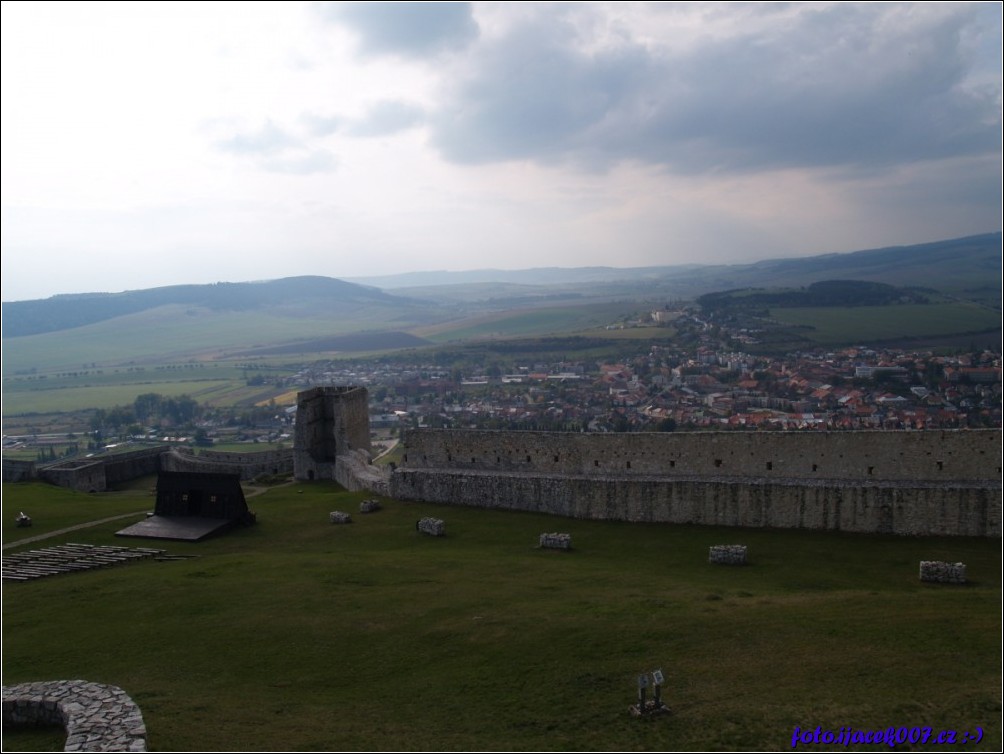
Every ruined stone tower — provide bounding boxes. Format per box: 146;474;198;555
293;386;371;481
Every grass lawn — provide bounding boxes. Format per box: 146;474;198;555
2;481;1000;751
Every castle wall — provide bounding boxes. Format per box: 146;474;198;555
2;459;36;483
391;470;1000;537
397;429;1000;482
161;448;294;480
102;447;167;486
39;459;108;492
37;447;169;492
391;429;1001;537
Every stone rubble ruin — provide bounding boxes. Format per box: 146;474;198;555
329;511;353;524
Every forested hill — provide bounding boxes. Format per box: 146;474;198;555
1;276;412;338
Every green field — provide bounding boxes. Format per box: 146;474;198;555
1;304;406;375
2;481;999;751
2;363;296;417
418;302;643;342
769;303;1001;345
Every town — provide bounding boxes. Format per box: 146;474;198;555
199;307;1002;445
5;306;999;464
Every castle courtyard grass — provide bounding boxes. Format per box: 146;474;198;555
2;480;1000;751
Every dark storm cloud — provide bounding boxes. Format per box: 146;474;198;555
347;100;425;137
324;1;478;58
429;4;1000;173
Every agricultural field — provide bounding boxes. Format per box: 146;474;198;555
2;365;295;418
2;480;999;752
1;305;403;376
416;302;645;342
768;303;1001;346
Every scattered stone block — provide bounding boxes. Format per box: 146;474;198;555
359;499;381;513
919;560;966;583
709;545;747;565
417;517;445;536
15;512;31;528
539;532;571;550
329;511;352;524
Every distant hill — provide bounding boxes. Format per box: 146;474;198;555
344;265;696;288
347;232;1001;301
697;280;933;313
2;233;997;360
1;276;435;338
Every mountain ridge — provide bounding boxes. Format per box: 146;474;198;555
2;232;999;338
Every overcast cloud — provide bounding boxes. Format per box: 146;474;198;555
1;1;999;301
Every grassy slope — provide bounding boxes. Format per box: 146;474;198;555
2;481;999;751
3;365;296;417
769;303;1001;344
1;304;418;375
415;302;642;342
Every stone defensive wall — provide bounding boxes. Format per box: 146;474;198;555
160;447;294;480
12;445;293;491
2;458;36;483
37;447;168;493
390;429;1001;537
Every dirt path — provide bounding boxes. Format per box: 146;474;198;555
3;511;149;550
3;481;296;550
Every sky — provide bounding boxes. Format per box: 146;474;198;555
1;1;1000;301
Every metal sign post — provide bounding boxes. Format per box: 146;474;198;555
650;670;666;706
630;668;670;717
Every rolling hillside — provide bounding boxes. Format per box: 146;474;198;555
350;232;1001;302
1;276;442;338
1;233;998;375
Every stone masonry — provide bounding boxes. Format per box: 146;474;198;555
709;545;748;565
2;680;147;752
417;517;445;536
539;532;572;549
919;561;967;583
391;428;1001;537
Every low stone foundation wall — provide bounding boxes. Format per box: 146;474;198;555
2;680;147;752
709;545;747;565
919;561;967;583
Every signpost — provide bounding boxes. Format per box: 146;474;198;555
630;669;669;717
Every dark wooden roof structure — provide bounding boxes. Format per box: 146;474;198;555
116;471;255;542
